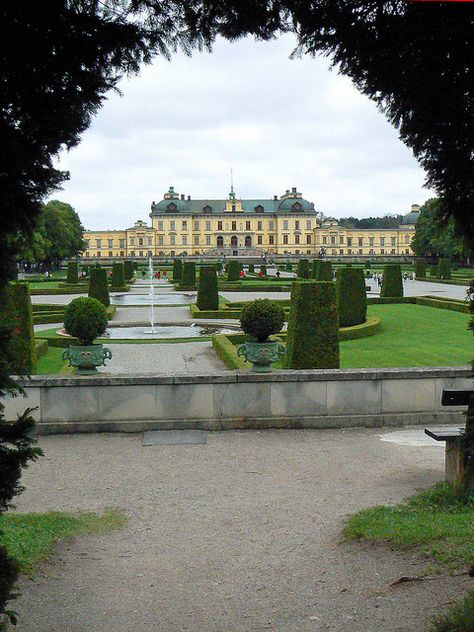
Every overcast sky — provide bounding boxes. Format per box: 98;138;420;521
52;34;434;231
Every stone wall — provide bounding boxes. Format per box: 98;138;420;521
5;367;471;434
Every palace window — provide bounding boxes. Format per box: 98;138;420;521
217;221;223;230
158;235;164;245
369;249;375;255
283;234;289;245
120;251;124;257
96;239;102;248
182;236;188;245
358;249;363;254
194;221;199;231
295;234;300;244
108;239;113;248
283;220;288;230
182;221;187;230
246;221;251;230
348;249;352;255
322;236;327;244
405;234;410;244
306;234;312;244
158;221;164;230
381;248;385;254
119;239;125;248
380;237;385;246
232;221;237;230
139;251;143;257
369;237;374;246
217;236;224;247
138;238;143;246
257;221;263;230
170;221;176;231
347;237;352;247
269;221;274;230
391;237;396;246
108;251;113;257
167;203;177;212
255;205;264;213
170;236;176;245
391;248;396;254
203;205;212;212
331;235;336;245
269;235;274;245
358;237;363;246
194;236;199;245
206;235;211;245
257;235;263;245
292;202;302;211
339;235;344;244
206;221;211;231
148;237;152;246
306;220;312;230
339;250;344;255
295;221;300;230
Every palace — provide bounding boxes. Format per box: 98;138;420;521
83;186;419;258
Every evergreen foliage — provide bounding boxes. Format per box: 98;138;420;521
429;265;439;277
123;260;134;281
215;261;223;272
111;262;125;288
380;264;403;298
66;261;78;284
285;281;340;369
196;266;218;310
260;265;267;276
437;258;452;279
336;268;367;327
415;258;427;277
240;299;285;342
285;262;293;272
181;261;196;286
317;261;333;281
311;260;319;279
297;259;310;279
0;283;36;375
227;260;242;282
248;264;255;273
88;267;110;307
173;259;182;281
63;297;108;345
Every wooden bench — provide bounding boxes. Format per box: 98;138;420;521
424;426;464;485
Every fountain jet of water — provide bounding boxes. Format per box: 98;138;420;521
148;256;155;332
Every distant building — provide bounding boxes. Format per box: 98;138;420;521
82;187;419;257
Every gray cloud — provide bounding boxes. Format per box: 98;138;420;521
53;35;433;230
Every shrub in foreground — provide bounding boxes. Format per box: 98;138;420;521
0;283;36;374
380;264;403;298
66;261;78;284
88;267;110;306
196;267;218;310
181;261;196;286
337;268;367;327
123;260;134;281
64;297;108;345
285;281;340;369
111;262;125;288
227;260;242;281
240;299;285;342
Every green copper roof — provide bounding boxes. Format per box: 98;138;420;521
150;197;316;215
400;210;421;225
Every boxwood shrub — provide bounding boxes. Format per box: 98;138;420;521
429;265;438;277
297;259;310;279
0;283;36;374
311;260;319;279
196;266;219;310
260;265;267;276
124;260;134;281
66;261;79;284
415;258;427;278
64;297;108;345
240;299;285;342
173;259;183;281
285;281;340;369
248;263;255;274
437;258;452;279
380;264;403;298
181;261;196;287
227;260;242;281
111;262;125;288
317;261;333;281
336;268;367;327
285;262;293;272
88;267;110;306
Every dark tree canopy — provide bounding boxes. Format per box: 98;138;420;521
338;215;403;230
411;198;469;260
1;2;473;292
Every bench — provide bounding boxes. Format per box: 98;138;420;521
425;388;472;484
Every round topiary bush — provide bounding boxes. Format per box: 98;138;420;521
196;266;218;310
240;299;285;342
336;268;367;327
380;264;403;298
64;297;108;345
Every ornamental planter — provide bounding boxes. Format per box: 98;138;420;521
62;343;112;375
237;340;286;373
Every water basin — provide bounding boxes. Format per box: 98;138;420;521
111;293;195;306
103;324;239;339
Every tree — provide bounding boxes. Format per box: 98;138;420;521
411;198;468;260
338;215;403;230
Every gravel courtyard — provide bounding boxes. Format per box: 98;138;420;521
13;427;471;632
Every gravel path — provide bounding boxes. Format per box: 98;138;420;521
102;342;228;373
13;428;471;632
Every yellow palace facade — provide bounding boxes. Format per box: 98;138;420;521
82;186;419;258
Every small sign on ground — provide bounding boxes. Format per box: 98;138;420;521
142;430;208;446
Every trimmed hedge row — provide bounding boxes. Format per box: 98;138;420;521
227;260;242;281
66;262;79;284
111;262;125;289
437;258;452;279
336;268;367;327
297;259;310;279
285;281;340;369
173;259;183;281
88;267;110;306
415;258;427;278
181;261;196;287
380;264;403;298
124;260;134;281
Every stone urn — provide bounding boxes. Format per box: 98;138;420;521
238;340;286;373
62;343;112;375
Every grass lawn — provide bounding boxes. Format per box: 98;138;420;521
340;304;472;368
36;347;74;374
0;509;127;574
344;483;474;571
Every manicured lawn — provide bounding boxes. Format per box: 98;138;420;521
340;304;472;368
36;347;73;374
344;483;474;570
0;509;127;574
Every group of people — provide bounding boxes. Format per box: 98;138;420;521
365;270;416;287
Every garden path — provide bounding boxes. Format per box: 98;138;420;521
13;427;470;632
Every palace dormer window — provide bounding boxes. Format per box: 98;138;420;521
254;205;264;213
166;203;177;212
203;205;212;212
292;202;302;212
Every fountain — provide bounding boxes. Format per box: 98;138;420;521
148;256;155;332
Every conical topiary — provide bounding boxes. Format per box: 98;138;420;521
88;267;110;306
297;259;310;279
66;261;79;284
437;258;451;279
0;283;36;374
196;266;219;310
415;258;427;278
380;264;403;298
173;259;183;281
111;262;125;289
336;268;367;327
124;260;134;281
227;260;242;281
181;261;196;287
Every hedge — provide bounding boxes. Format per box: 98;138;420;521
227;260;242;282
317;261;333;281
123;260;134;281
437;258;452;279
173;259;183;281
336;268;367;327
260;265;267;276
66;261;79;284
285;281;340;369
429;265;438;277
0;283;36;374
380;264;403;298
248;263;255;273
111;262;125;289
297;259;310;279
88;267;110;306
196;266;219;310
311;260;319;279
286;262;293;272
415;258;427;278
181;261;196;287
